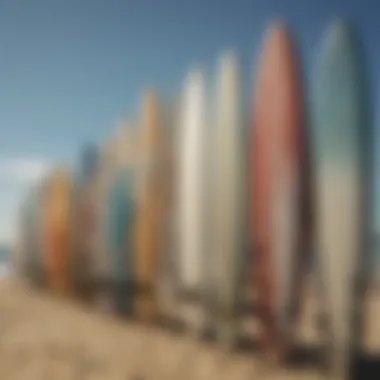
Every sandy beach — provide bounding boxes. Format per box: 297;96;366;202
0;276;378;380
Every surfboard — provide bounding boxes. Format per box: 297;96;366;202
38;176;54;287
312;19;372;378
35;178;52;288
78;143;99;184
107;167;137;316
135;90;166;323
24;182;47;287
211;51;245;349
107;124;138;313
16;176;50;287
251;22;311;361
177;67;208;336
70;143;99;300
45;168;73;296
17;188;36;281
156;99;179;329
90;128;132;308
93;139;118;303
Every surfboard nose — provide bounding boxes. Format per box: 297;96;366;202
258;22;298;75
323;18;357;54
217;50;240;84
267;20;288;33
329;18;352;38
263;20;292;45
218;49;239;70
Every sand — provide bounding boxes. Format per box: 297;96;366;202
0;276;378;380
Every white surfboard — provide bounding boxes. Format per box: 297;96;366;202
312;19;373;378
211;51;245;348
177;68;208;335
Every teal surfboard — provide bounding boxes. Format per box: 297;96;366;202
312;19;372;378
108;167;136;316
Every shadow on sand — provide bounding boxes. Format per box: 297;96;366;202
350;352;380;380
286;347;380;379
285;343;323;370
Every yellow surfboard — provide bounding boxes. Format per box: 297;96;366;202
44;168;73;296
135;90;166;322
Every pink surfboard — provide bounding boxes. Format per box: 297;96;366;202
251;22;312;362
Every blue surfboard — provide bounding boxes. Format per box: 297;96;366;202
108;167;136;316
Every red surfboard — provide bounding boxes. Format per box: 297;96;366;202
251;22;312;362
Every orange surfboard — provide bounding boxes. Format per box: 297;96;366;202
44;168;73;295
134;90;166;323
251;22;312;361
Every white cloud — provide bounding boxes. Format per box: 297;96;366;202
0;157;50;183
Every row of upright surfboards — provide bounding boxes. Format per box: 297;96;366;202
14;19;373;379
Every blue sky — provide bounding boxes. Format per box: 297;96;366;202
0;0;379;243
